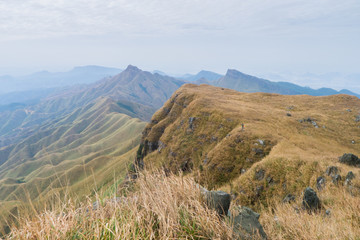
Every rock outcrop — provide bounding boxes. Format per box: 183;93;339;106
302;187;321;212
325;166;339;176
316;176;326;191
339;153;360;167
201;189;231;216
229;206;267;240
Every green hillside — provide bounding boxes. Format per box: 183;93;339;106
0;97;146;230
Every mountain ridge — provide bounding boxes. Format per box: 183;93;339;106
137;84;360;206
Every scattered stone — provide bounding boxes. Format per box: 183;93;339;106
255;186;264;197
203;190;231;216
339;153;360;167
258;139;265;146
355;115;360;122
325;209;331;216
188;117;196;130
255;169;265;181
252;148;264;156
332;174;342;185
312;121;319;128
282;194;296;203
302;187;321;212
157;141;166;153
287;106;295;110
346;171;355;181
274;215;279;224
169;151;177;157
325;166;339;176
180;160;192;172
211;136;218;142
316;176;326;191
351;140;356;144
246;158;253;163
345;179;352;187
229;206;268;240
241;168;246;174
298;117;319;128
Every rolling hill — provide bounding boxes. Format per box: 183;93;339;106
0;65;187;231
137;84;360;208
0;97;147;227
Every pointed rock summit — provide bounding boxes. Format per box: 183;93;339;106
124;65;141;72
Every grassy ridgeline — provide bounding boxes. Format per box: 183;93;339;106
0;98;147;233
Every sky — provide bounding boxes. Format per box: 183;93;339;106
0;0;359;83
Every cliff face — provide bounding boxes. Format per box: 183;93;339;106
137;84;360;207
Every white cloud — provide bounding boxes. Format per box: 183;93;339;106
0;0;359;40
0;0;359;78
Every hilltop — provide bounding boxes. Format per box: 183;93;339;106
138;84;360;206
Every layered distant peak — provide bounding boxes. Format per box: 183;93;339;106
224;69;250;79
182;70;223;82
124;65;141;73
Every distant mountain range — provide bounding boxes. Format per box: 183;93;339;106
0;65;184;220
176;69;360;98
215;69;360;98
181;70;223;82
260;72;360;95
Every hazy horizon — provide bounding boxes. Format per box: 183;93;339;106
0;0;359;91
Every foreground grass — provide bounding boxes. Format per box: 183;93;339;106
7;172;232;239
7;170;360;239
261;186;360;240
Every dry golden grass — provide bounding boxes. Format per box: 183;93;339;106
139;84;360;207
7;171;233;239
6;170;360;239
261;185;360;240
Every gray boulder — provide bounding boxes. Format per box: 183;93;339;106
332;174;342;185
346;171;355;181
355;114;360;122
339;153;360;167
203;190;231;216
316;176;326;190
229;206;267;240
188;117;196;130
325;166;339;176
302;187;321;212
255;169;265;181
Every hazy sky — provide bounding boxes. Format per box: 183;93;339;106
0;0;359;77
